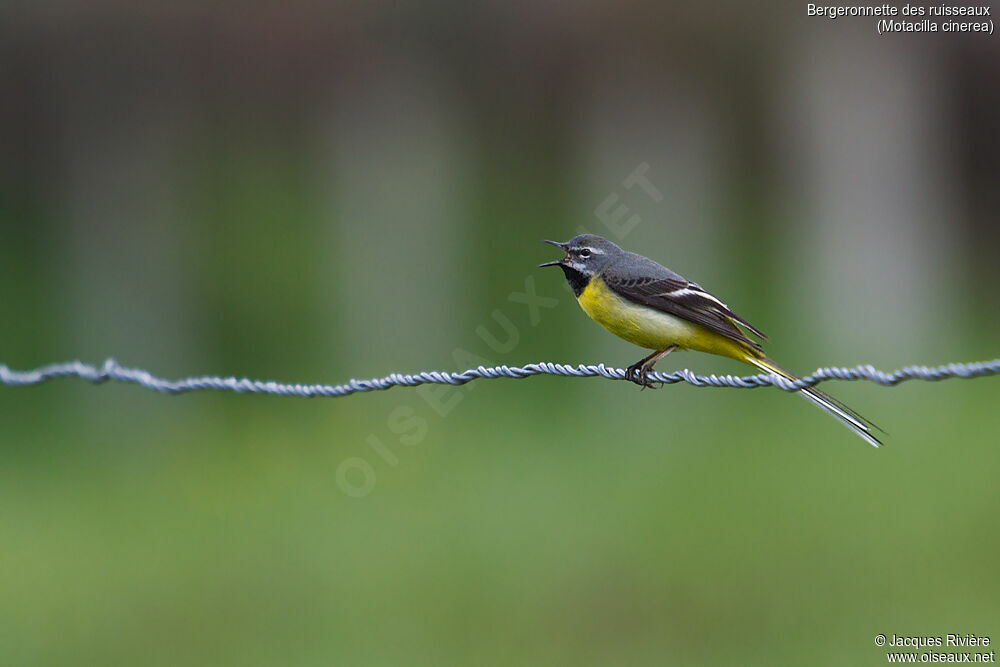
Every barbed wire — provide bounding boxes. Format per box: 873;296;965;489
1;357;997;398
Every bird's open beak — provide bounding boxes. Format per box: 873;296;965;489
538;240;567;267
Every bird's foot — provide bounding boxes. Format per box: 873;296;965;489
625;362;661;389
624;362;644;385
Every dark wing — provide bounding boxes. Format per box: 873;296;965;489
604;271;767;352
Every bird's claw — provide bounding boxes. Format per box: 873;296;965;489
625;363;661;389
638;367;661;390
624;362;644;385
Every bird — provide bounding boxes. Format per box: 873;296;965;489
539;234;882;447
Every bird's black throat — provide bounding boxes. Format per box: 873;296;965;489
559;264;590;297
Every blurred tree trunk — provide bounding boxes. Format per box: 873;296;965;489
49;40;197;369
777;32;963;365
318;50;469;374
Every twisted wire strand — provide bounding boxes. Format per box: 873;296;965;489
1;357;998;398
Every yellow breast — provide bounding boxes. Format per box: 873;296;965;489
576;275;746;360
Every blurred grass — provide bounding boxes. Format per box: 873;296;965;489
1;370;997;666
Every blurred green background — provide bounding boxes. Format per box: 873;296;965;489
2;4;999;665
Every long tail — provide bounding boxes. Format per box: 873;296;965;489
746;355;883;448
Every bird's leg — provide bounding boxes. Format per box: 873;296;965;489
625;350;662;384
638;345;678;389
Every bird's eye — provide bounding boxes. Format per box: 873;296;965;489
580;248;592;258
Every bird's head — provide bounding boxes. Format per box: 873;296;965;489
538;234;623;276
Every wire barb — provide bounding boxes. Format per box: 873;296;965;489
1;358;998;398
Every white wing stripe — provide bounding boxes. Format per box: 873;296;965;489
665;286;728;309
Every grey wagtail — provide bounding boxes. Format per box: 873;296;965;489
540;234;882;447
